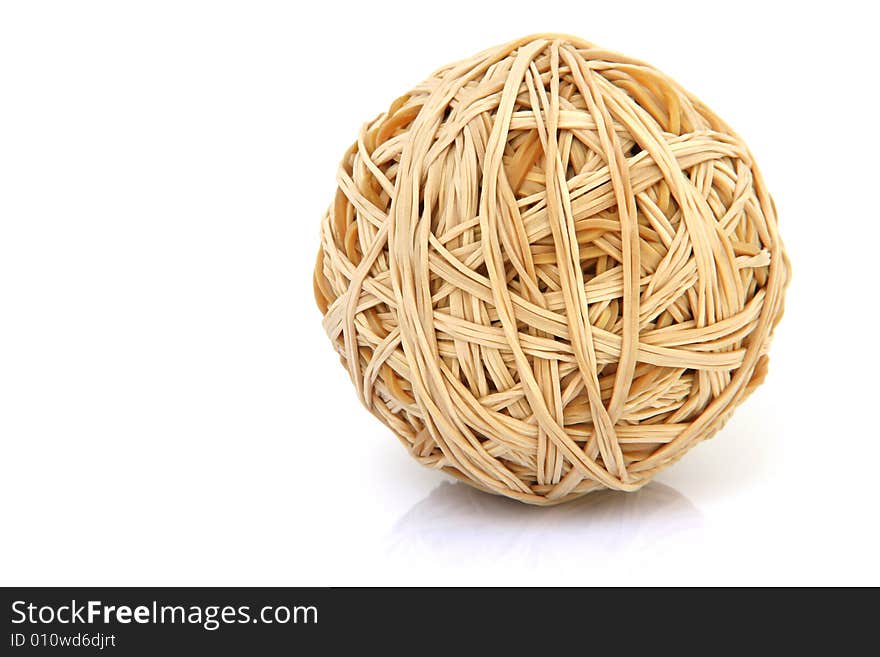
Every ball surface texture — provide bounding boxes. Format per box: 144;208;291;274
314;34;789;504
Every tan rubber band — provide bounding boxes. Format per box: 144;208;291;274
314;34;789;505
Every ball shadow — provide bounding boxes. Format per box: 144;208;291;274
386;480;704;567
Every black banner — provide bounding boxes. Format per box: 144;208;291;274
0;587;871;653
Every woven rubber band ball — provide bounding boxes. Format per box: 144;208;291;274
313;34;789;505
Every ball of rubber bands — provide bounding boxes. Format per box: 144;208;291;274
313;34;789;505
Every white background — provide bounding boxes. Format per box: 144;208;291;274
1;1;877;586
